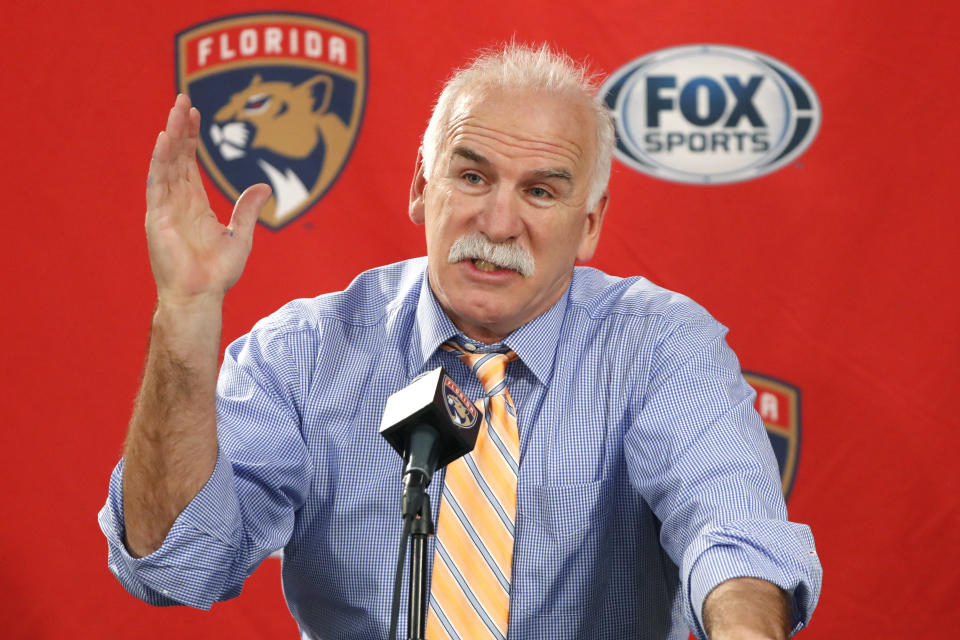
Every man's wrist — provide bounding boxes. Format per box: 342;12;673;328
153;291;223;343
703;577;791;640
155;289;225;317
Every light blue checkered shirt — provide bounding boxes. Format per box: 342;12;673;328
100;257;821;639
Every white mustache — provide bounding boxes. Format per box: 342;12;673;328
448;233;535;277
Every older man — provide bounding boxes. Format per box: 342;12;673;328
100;45;821;639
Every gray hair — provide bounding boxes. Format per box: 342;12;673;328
421;43;614;209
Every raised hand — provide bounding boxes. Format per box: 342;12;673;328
122;97;270;558
145;93;271;305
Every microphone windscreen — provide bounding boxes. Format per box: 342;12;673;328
379;367;480;469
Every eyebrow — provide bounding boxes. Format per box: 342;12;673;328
452;146;574;184
530;168;573;183
452;146;489;165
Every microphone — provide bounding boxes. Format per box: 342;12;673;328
380;366;480;518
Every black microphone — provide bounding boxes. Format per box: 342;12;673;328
380;366;480;518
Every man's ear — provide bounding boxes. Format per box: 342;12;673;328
575;191;610;263
409;148;427;225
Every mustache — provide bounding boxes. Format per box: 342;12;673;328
448;233;536;277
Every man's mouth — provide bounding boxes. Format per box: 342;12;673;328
447;233;535;277
472;258;509;272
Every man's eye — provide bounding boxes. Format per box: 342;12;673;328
463;173;483;185
529;187;552;198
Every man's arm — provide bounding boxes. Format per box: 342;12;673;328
703;577;791;640
625;312;821;637
122;93;270;557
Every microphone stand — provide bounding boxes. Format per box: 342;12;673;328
406;493;433;640
379;368;478;640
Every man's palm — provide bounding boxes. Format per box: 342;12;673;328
145;93;270;303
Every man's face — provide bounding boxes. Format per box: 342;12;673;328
409;88;608;344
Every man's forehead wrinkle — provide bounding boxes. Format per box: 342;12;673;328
446;121;585;169
445;110;473;135
458;121;585;158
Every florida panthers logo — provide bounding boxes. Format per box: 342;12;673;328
443;376;479;429
209;73;353;220
743;372;802;499
176;13;367;229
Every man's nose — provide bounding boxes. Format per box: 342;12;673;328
475;185;523;243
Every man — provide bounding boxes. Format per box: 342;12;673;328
100;44;821;639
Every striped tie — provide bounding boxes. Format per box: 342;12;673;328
426;342;520;640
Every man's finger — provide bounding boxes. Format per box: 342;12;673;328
165;93;192;141
189;106;201;139
146;131;171;211
166;102;199;182
176;107;202;179
229;184;272;241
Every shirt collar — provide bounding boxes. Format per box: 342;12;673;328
412;271;459;376
411;264;567;387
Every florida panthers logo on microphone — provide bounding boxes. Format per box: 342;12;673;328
176;12;367;229
443;377;478;429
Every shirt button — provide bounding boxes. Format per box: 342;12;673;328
464;343;477;352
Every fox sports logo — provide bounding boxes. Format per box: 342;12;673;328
602;45;821;184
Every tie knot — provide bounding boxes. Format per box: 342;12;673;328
442;342;517;396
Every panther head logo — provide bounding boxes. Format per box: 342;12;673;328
446;393;476;427
208;73;352;222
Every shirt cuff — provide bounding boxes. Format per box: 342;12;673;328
98;452;245;609
688;539;817;639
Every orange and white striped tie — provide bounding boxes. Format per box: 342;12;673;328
426;343;520;640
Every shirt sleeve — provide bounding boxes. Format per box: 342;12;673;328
624;314;822;639
98;320;314;609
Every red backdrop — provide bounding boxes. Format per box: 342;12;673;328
2;1;957;637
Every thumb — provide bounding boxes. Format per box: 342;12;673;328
229;183;272;239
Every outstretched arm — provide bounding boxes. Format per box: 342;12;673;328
122;93;270;557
